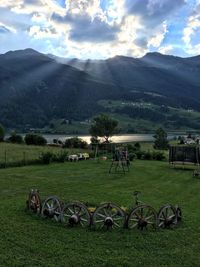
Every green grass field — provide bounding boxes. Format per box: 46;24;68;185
0;159;200;267
0;141;169;166
0;143;63;165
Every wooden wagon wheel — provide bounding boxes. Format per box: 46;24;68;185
127;204;157;230
61;202;91;227
92;203;126;230
158;204;177;228
28;189;41;214
175;206;182;223
41;196;62;222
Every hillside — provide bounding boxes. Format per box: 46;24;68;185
1;49;200;132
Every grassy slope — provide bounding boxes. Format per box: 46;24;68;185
0;160;200;267
98;100;200;132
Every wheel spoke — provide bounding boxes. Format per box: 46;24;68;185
95;219;104;223
145;214;154;220
130;218;139;222
68;207;74;215
130;222;138;228
134;212;141;219
113;217;123;221
114;222;120;227
96;213;106;219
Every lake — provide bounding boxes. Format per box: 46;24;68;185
42;134;178;144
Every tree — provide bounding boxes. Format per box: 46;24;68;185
7;131;23;144
25;133;47;146
89;114;118;143
153;128;169;150
0;124;5;142
63;137;88;149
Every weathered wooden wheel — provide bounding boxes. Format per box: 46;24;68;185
27;189;41;214
175;206;182;223
61;202;91;227
92;203;126;230
127;205;157;230
41;196;62;222
158;204;177;228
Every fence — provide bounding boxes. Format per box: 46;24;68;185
0;150;42;168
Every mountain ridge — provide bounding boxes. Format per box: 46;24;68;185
1;48;200;132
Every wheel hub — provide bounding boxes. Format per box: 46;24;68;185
44;208;55;218
164;219;174;227
69;214;79;226
138;219;148;229
104;217;114;227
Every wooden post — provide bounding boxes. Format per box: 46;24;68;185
4;150;7;168
23;152;26;166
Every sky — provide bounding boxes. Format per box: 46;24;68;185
0;0;200;59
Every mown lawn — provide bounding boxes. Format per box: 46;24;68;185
0;160;199;267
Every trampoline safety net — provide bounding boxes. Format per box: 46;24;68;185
169;146;200;164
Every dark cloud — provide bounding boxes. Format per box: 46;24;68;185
125;0;186;27
23;0;40;4
52;13;119;43
134;36;148;48
0;25;11;34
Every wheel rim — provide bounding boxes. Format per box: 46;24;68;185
127;205;157;230
92;203;125;230
62;202;91;227
176;207;182;222
158;204;177;228
41;196;62;222
28;191;41;214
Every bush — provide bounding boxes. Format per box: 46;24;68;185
25;134;47;146
142;151;152;160
152;151;165;161
63;137;88;149
88;151;96;158
0;124;5;142
39;152;53;164
134;142;141;150
7;132;23;144
129;152;136;161
135;150;144;159
53;151;68;162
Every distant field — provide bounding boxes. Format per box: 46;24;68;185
0;142;170;168
0;143;63;166
0;160;200;266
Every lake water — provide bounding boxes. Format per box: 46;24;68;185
42;134;177;144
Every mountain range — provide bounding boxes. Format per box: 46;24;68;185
1;48;200;133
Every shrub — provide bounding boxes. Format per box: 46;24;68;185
135;150;144;159
53;151;68;162
152;151;165;161
0;124;5;142
134;142;141;150
7;132;23;144
129;152;136;161
39;152;53;164
25;134;47;146
142;151;152;160
63;137;88;149
88;151;96;158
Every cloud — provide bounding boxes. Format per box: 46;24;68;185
0;26;10;34
183;1;200;55
125;0;186;26
0;0;197;58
